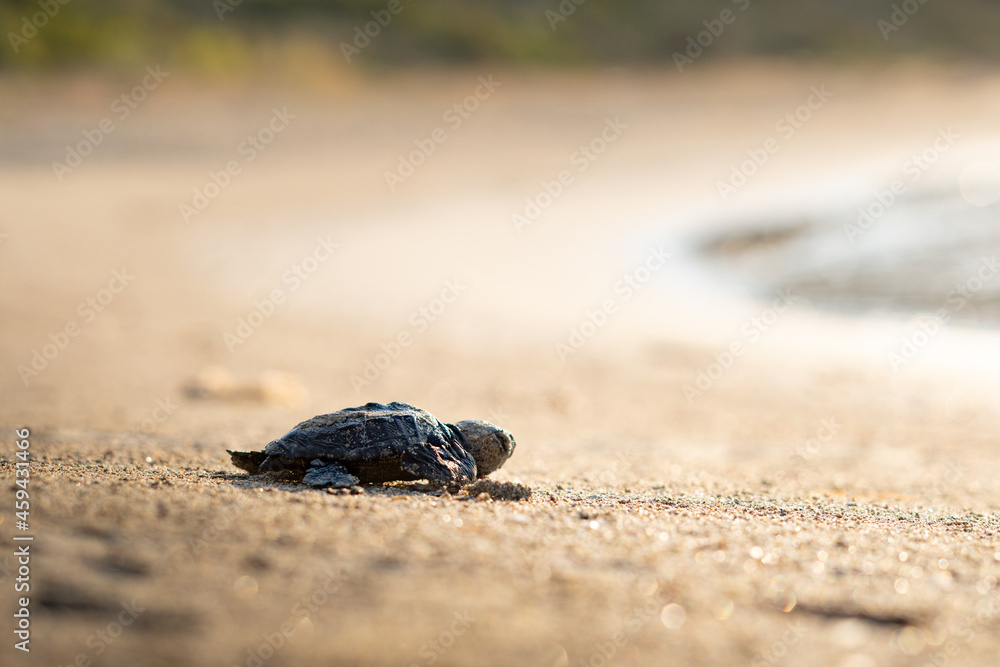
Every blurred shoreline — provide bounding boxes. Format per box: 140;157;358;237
5;61;1000;344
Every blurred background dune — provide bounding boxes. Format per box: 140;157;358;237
5;0;1000;70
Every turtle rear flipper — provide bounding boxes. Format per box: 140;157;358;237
400;439;477;486
228;450;268;474
302;461;360;488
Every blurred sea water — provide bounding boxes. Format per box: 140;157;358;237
639;162;1000;391
697;176;1000;325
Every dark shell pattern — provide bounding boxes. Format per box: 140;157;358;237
228;402;512;488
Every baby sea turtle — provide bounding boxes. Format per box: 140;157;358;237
228;401;516;488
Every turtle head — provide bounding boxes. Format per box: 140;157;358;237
453;420;515;478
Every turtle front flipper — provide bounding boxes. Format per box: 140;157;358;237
400;438;477;486
302;460;360;488
228;450;269;474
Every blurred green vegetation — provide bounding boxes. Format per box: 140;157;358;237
3;0;1000;71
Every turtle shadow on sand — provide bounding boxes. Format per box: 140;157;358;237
223;402;530;500
223;472;531;501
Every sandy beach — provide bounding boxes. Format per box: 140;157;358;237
3;63;1000;666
